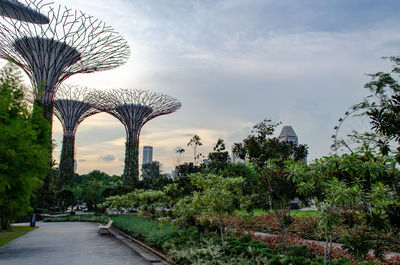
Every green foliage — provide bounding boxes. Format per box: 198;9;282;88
233;118;308;252
141;161;161;179
292;150;399;263
0;63;50;229
112;215;178;246
72;170;121;211
187;134;203;166
56;187;76;211
176;162;201;177
43;214;109;223
0;226;37;246
123;138;140;186
101;189;168;214
205;138;230;173
359;57;400;147
172;173;248;249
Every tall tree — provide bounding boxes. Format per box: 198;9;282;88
187;134;203;166
0;63;49;230
233;119;308;252
207;138;230;173
356;56;400;159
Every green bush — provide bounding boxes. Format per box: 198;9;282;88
112;215;178;246
287;245;310;258
43;215;109;223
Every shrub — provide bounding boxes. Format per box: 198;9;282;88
112;215;178;246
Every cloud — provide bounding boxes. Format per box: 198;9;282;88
100;154;116;162
47;0;400;175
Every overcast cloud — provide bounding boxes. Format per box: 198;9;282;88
42;0;400;174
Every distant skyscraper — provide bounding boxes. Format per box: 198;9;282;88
142;146;153;165
279;125;307;163
279;126;298;145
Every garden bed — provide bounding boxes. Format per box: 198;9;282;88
44;214;400;264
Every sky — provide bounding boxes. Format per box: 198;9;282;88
11;0;400;175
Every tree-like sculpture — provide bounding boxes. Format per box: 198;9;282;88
95;89;182;186
0;0;130;126
54;85;101;189
0;0;49;24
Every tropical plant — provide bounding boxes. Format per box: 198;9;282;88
187;134;203;166
233;119;308;252
0;63;50;229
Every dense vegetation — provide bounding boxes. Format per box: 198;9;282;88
4;57;400;264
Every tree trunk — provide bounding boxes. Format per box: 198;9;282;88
219;216;225;251
31;99;53;209
123;133;139;186
328;227;333;265
324;238;328;265
282;224;287;253
0;211;11;230
58;134;75;189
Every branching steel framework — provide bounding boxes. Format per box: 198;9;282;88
0;0;49;24
0;0;130;125
54;84;101;189
94;89;182;186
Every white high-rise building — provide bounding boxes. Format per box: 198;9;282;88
142;146;153;165
278;126;298;145
279;125;307;163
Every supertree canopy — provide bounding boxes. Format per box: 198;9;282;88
54;85;100;189
0;0;49;24
94;89;182;186
0;0;130;124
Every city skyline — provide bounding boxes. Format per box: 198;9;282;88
3;0;400;175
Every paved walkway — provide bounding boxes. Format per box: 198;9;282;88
0;222;151;265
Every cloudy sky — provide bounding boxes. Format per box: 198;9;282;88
23;0;400;175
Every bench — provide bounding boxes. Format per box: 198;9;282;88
98;220;113;234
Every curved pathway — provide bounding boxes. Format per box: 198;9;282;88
0;222;151;265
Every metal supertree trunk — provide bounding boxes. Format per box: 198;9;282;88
54;84;101;189
94;89;182;186
0;0;130;126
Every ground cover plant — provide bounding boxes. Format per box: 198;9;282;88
0;226;37;246
45;214;400;264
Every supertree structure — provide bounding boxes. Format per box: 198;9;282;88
0;0;130;125
54;84;101;189
94;89;182;186
0;0;49;24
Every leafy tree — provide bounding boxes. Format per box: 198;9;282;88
0;63;49;229
141;161;161;179
187;134;203;166
172;173;247;250
56;187;76;211
233;119;308;252
206;138;230;173
175;147;185;166
101;189;168;215
353;56;400;158
175;162;201;177
292;151;399;263
73;170;121;211
82;180;103;211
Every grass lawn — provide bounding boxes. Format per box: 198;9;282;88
0;226;37;247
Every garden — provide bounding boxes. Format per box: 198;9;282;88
1;47;400;265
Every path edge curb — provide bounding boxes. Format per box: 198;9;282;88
108;226;172;265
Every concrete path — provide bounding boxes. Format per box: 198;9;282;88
0;222;151;265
